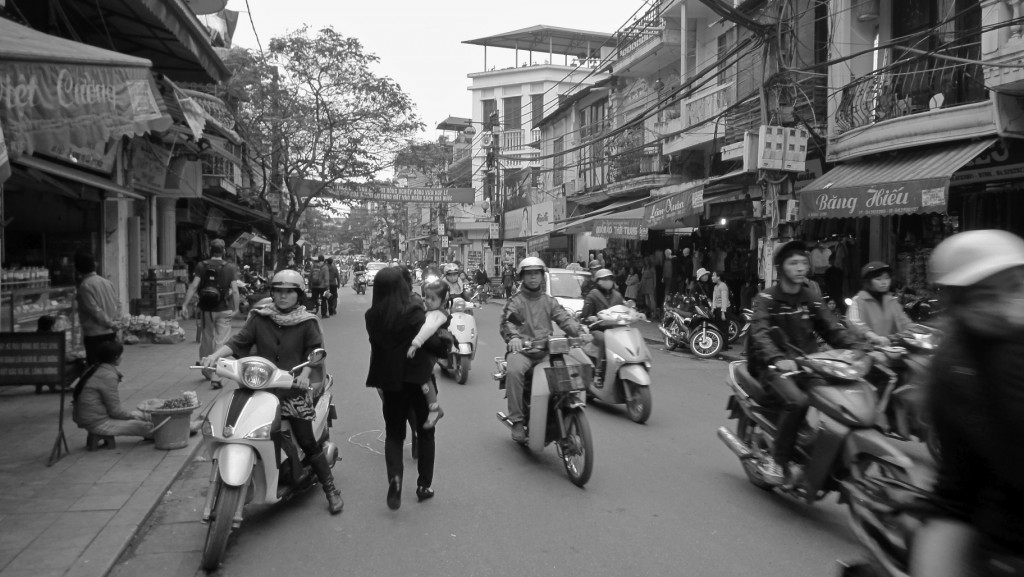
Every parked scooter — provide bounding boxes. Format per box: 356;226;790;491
585;303;653;423
717;328;917;506
494;335;595;487
659;294;725;358
194;349;339;571
436;297;477;384
354;271;367;295
725;308;752;344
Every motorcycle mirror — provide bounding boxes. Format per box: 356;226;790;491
624;299;636;309
307;348;327;364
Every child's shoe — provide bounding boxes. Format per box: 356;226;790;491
424;403;444;429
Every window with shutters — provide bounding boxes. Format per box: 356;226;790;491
482;99;497;129
684;20;698;82
531;94;544;128
717;29;736;88
503;96;522;130
553;136;564;186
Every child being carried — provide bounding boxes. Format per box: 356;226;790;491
406;280;451;428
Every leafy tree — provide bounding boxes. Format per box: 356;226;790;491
220;26;422;268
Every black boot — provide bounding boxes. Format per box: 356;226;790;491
309;452;344;515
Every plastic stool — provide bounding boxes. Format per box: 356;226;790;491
86;433;115;451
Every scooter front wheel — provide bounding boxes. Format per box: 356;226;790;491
624;380;652;424
454;356;471;385
201;483;242;571
558;408;594;487
689;327;723;359
663;318;680;351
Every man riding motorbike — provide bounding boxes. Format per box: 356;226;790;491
746;240;865;485
499;257;583;444
909;230;1024;576
443;264;468;303
200;269;344;514
846;261;913;346
582;268;624;383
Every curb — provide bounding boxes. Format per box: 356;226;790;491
70;395;221;577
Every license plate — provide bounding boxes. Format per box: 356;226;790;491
457;325;465;331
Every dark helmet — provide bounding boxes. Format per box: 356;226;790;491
860;261;892;281
773;240;809;267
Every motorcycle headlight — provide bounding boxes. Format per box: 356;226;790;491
244;423;273;440
241;361;273;389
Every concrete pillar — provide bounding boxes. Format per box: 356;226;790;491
157;197;176;266
103;199;130;316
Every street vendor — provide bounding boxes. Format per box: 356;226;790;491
72;341;152;441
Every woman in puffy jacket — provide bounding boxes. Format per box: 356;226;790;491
846;261;912;346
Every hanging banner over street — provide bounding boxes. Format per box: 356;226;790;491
291;178;474;203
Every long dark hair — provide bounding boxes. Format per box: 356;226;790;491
367;267;411;330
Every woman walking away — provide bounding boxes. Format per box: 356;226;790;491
711;271;731;350
502;264;514;298
640;257;657;315
624;266;640;302
366;267;450;510
202;270;343;515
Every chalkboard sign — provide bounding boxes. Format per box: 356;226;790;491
0;332;65;386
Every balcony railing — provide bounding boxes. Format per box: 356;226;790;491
609;148;661;182
617;2;665;60
835;46;986;135
497;128;541;151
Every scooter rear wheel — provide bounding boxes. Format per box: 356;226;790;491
558;408;594;487
663;318;680;351
736;415;775;491
201;483;242;571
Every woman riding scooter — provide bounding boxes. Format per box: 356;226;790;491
582;268;624;383
201;269;344;515
846;261;913;346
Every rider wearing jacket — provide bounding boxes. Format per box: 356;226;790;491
582;268;624;382
201;270;343;515
846;261;912;346
500;257;581;443
443;263;468;303
746;240;863;485
910;230;1024;576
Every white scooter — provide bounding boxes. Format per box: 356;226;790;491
437;297;478;384
585;304;653;423
195;349;339;571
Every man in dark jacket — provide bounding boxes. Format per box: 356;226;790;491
746;240;863;485
910;230;1024;575
327;258;340;316
500;257;582;444
581;268;624;384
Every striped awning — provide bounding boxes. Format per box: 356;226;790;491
798;138;997;220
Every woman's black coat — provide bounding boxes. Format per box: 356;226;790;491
365;302;449;391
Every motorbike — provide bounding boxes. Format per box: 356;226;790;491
717;327;917;506
725;308;752;344
468;283;490;305
494;335;595;487
869;325;941;461
658;294;725;358
354;272;367;295
194;349;339;571
437;297;478;384
585;303;653;423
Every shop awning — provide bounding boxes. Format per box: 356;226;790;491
203;195;289;230
592;207;648;240
798;138;997;220
551;196;648;230
0;19;173;158
644;182;705;229
14;155;144;200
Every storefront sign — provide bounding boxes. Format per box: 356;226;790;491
799;178;947;219
644;185;703;228
504;206;531;239
532;201;553;236
129;137;170;194
0;60;168;157
951;140;1024;186
593;218;649;240
527;234;550;253
488;223;500;239
0;333;64;385
0;121;9;184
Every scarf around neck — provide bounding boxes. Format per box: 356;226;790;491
251;304;319;326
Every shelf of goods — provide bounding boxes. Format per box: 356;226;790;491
0;285;83;357
139;277;181;320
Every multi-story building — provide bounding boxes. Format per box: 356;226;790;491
460;25;613;274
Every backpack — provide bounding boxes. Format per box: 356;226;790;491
197;261;227;311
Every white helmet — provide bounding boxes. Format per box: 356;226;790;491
929;230;1024;286
593;268;614;281
443;263;460;275
517;256;547;277
271;269;306;292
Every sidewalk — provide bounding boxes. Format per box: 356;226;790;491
0;317;238;577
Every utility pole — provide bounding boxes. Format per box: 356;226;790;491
488;111;502;246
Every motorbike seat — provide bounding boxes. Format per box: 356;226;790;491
730;361;775;405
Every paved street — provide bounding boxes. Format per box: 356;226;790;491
112;290;866;577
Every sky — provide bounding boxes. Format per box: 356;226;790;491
224;0;648;141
